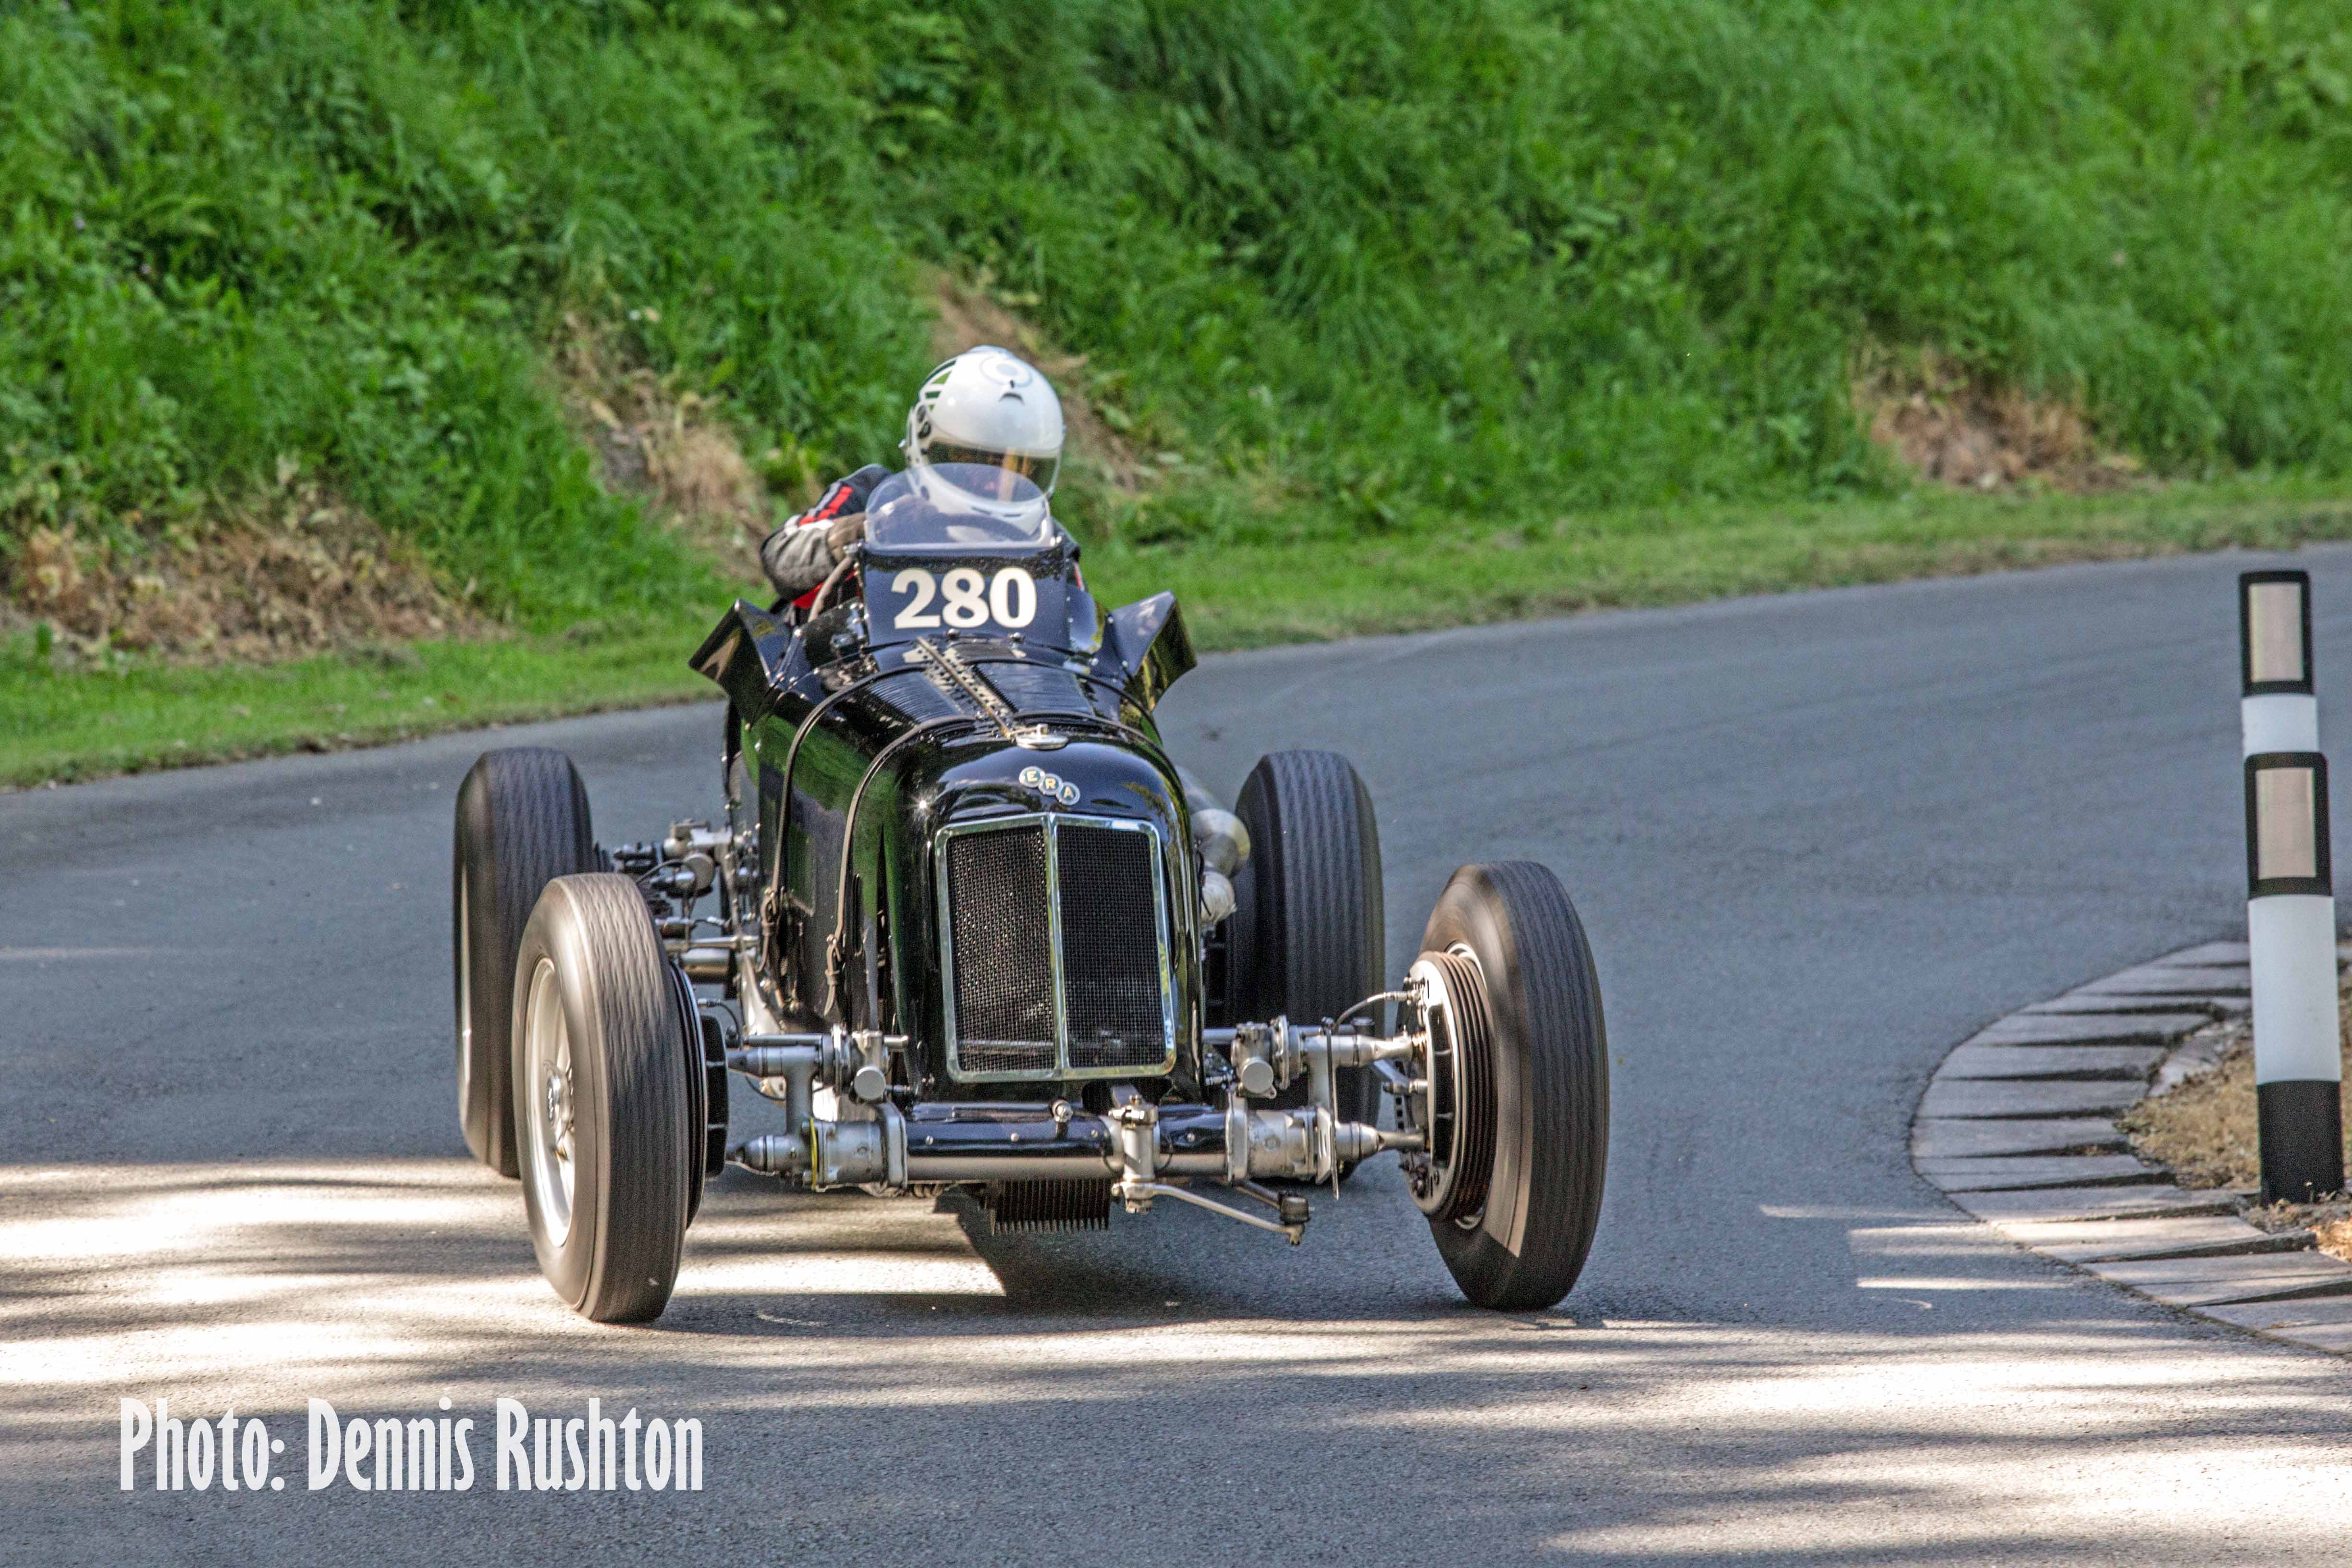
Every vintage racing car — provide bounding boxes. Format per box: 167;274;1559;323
452;466;1609;1322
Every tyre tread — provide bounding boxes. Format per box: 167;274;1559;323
562;875;691;1323
516;873;693;1324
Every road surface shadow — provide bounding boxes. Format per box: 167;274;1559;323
6;1156;2352;1565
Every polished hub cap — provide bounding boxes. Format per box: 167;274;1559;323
1405;947;1495;1227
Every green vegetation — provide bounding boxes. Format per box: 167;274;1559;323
4;0;2351;783
1118;483;2352;649
0;613;713;787
0;0;931;624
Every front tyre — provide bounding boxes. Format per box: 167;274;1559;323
453;747;598;1177
1414;862;1608;1311
513;874;696;1324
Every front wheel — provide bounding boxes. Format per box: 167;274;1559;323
513;874;697;1323
1410;862;1608;1311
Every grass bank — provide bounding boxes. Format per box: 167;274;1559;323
0;615;710;788
10;481;2348;788
6;1;2352;783
1104;481;2352;650
10;2;2352;602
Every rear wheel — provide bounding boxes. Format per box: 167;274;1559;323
1411;862;1608;1311
513;874;697;1323
453;747;598;1177
1229;750;1385;1132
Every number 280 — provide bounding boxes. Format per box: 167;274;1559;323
890;567;1037;630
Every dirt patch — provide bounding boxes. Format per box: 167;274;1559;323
2120;1029;2265;1189
560;280;1151;573
9;478;475;665
1857;350;2144;493
2121;998;2352;1262
10;289;1148;667
553;312;770;583
927;270;1149;494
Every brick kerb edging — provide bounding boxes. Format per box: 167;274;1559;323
1911;939;2352;1357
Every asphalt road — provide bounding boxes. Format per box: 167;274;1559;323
9;551;2352;1565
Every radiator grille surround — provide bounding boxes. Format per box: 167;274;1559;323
937;813;1177;1081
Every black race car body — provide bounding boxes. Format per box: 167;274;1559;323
690;468;1204;1103
456;465;1608;1324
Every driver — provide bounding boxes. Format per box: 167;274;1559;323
759;344;1066;611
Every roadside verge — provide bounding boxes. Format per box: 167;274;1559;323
11;488;2352;791
1911;940;2352;1356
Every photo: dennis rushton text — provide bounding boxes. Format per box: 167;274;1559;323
118;1398;705;1495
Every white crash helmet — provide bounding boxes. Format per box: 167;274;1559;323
901;345;1065;529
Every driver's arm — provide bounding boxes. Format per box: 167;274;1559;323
759;514;853;597
758;466;887;600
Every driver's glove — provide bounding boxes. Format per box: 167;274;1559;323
760;510;870;598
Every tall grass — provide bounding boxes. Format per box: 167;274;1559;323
937;0;2352;528
3;0;2349;623
0;0;931;623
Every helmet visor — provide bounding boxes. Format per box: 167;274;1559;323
920;440;1059;500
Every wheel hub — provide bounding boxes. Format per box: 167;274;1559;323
522;958;577;1243
543;1069;573;1159
1407;949;1495;1225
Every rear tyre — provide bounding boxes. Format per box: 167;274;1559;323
1230;751;1385;1133
453;747;598;1177
513;874;696;1324
1415;862;1608;1311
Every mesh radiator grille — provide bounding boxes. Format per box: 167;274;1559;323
1057;824;1172;1071
939;815;1175;1080
944;826;1057;1076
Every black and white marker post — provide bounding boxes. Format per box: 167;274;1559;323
2240;570;2346;1204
